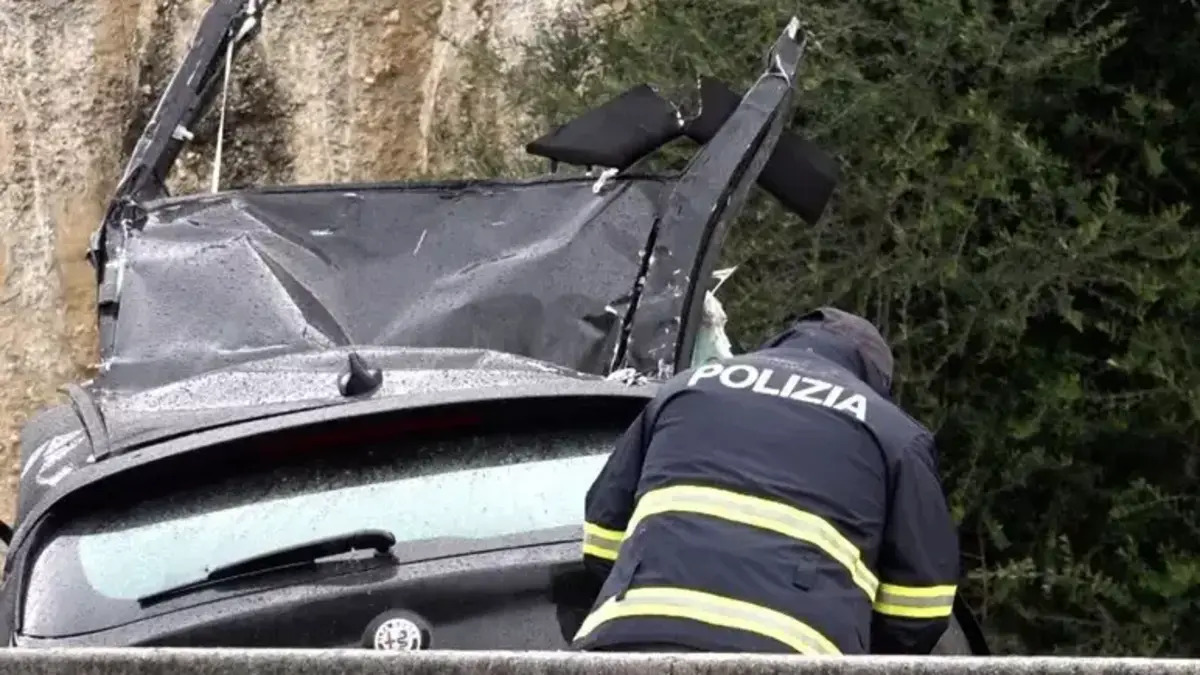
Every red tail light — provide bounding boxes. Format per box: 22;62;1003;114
259;412;484;456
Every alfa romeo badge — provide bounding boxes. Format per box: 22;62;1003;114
363;611;431;652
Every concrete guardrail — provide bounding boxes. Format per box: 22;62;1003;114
0;650;1195;675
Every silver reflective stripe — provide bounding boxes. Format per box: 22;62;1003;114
575;586;842;655
626;485;879;598
872;583;957;619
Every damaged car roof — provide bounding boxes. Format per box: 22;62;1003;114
96;175;671;391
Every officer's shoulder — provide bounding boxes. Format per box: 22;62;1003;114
887;401;932;435
876;396;936;449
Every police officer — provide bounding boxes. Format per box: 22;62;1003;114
574;307;959;655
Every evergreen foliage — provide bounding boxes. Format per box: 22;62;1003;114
440;0;1200;655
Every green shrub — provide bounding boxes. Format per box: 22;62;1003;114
438;0;1200;656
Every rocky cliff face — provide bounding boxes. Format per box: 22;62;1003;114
0;0;581;521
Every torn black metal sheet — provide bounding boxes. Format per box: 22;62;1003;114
114;0;263;205
97;176;670;391
619;21;807;379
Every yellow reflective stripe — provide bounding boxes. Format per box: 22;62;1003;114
585;522;624;541
878;583;957;598
582;522;623;561
872;583;956;619
582;543;618;560
626;485;878;598
575;586;841;655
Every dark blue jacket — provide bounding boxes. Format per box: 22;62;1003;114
573;327;960;654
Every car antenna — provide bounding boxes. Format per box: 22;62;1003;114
338;351;383;397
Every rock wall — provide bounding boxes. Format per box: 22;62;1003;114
0;0;582;522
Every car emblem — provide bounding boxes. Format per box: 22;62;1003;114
372;616;425;652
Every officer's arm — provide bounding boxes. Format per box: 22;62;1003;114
581;408;651;582
870;433;960;654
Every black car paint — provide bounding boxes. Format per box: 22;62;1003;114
11;371;655;555
3;383;654;631
14;542;588;649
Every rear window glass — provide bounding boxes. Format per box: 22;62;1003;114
23;426;616;637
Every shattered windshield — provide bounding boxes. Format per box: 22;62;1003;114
22;426;616;637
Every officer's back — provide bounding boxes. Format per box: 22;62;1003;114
574;308;960;655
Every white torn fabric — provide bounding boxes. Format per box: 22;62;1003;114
690;289;734;366
592;167;620;194
690;266;738;367
605;367;649;386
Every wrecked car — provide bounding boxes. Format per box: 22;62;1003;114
0;0;989;655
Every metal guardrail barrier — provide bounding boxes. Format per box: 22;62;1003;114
0;650;1195;675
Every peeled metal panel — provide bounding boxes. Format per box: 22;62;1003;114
99;177;669;391
620;21;808;378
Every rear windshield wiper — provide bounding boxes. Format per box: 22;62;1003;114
137;528;396;606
